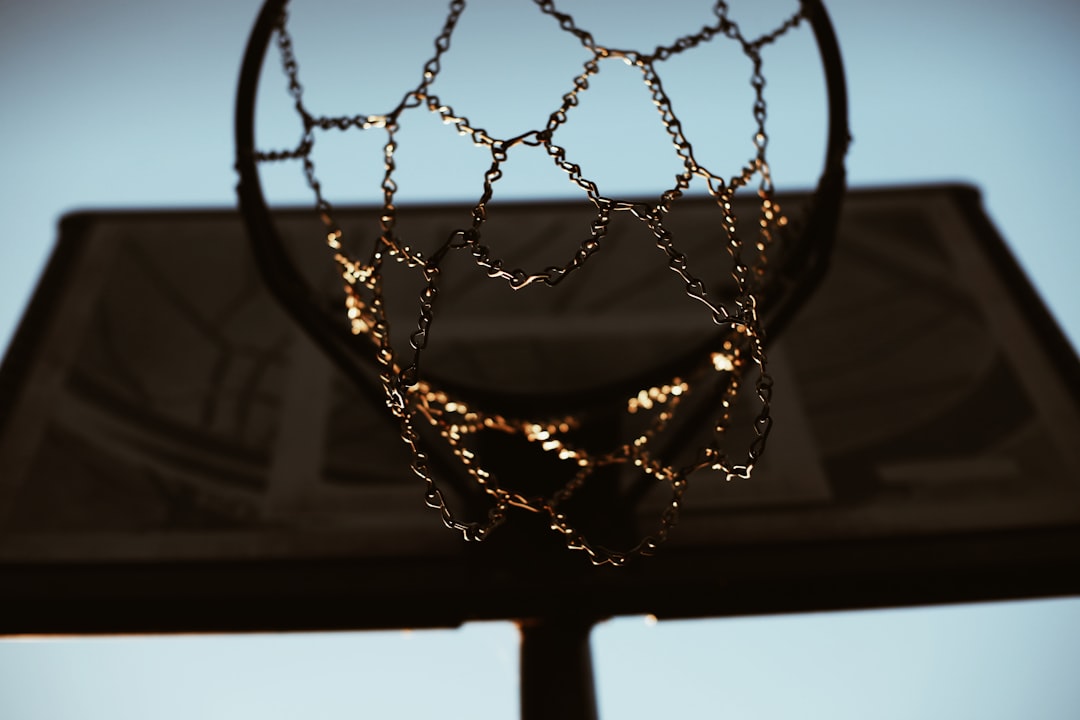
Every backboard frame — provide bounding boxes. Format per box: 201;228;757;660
1;184;1078;635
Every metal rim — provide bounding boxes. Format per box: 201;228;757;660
234;0;849;413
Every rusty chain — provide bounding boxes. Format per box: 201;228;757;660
255;0;806;565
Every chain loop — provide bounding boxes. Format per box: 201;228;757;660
254;0;809;565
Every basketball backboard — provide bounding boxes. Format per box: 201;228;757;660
1;184;1078;635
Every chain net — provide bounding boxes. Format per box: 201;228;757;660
253;0;810;565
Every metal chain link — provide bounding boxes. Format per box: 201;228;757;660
256;0;806;565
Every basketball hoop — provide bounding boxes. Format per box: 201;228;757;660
235;0;849;564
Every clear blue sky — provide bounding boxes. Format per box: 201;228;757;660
1;1;1078;717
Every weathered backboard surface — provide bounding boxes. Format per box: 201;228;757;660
1;184;1078;634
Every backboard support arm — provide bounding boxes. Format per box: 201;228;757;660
519;617;600;720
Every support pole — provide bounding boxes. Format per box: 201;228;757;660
518;617;599;720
